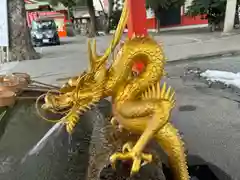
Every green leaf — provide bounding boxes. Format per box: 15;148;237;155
185;0;231;18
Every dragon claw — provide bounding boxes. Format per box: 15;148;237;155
122;142;133;153
110;117;118;126
110;142;152;175
110;117;123;131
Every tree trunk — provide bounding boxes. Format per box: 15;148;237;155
234;4;239;27
87;0;98;37
8;0;40;61
105;0;114;34
154;8;161;33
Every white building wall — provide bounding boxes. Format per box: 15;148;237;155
93;0;108;12
184;0;193;12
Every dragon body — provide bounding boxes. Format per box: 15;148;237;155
37;0;189;179
106;37;189;180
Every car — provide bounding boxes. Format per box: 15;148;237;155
30;17;60;47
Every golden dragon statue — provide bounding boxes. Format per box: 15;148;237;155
36;0;189;179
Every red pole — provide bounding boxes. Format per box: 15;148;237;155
127;0;147;38
127;0;147;73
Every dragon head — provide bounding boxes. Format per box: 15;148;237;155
38;39;109;133
38;0;129;133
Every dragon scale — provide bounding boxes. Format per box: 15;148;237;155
37;0;190;179
106;36;165;102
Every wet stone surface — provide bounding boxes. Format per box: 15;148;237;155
0;98;111;180
86;104;167;180
99;163;166;180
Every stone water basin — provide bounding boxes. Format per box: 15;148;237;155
0;90;112;180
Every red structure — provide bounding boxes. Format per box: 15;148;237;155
101;0;207;31
126;0;207;73
127;0;147;37
146;6;208;29
127;0;147;73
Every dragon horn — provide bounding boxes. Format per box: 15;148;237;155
96;0;129;69
92;39;98;60
87;38;108;71
87;0;130;71
87;39;94;72
87;39;100;72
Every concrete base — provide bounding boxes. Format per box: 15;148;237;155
109;24;209;34
149;24;208;32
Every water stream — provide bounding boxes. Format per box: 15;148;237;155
0;97;111;180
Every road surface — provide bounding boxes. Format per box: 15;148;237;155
166;56;240;180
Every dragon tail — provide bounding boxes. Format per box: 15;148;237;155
141;81;175;109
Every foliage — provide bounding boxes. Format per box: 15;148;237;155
109;10;122;30
146;0;185;10
185;0;240;23
86;0;97;36
185;0;226;17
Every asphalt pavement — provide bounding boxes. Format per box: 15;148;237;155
166;56;240;180
6;29;240;85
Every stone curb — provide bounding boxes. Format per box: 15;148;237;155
167;50;240;65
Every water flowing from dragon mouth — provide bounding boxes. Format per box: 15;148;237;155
21;121;65;163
